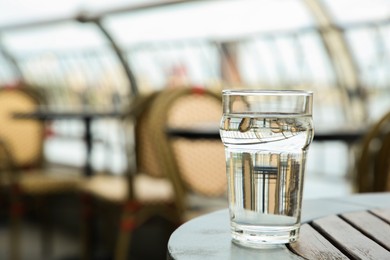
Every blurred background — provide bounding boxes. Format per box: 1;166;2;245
0;0;389;259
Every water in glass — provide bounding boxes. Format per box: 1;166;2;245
220;113;314;247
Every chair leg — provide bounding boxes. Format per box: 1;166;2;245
114;201;182;260
115;200;141;260
9;185;24;260
9;187;23;260
35;196;52;260
99;201;121;255
115;229;132;260
80;193;94;260
10;214;21;260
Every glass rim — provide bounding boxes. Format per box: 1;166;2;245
222;89;313;96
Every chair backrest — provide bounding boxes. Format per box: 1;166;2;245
133;91;163;178
147;87;226;201
0;87;45;168
374;131;390;191
0;139;14;186
356;111;390;192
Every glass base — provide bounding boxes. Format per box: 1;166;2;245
231;223;300;249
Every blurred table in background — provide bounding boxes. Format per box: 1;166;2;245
13;107;126;176
167;124;367;143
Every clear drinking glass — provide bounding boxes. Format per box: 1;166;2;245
219;90;314;248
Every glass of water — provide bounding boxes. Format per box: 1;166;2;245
219;90;314;248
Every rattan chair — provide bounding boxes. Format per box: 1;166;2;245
355;111;390;192
78;92;178;260
0;86;83;260
146;87;228;220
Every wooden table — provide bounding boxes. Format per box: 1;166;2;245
167;192;390;259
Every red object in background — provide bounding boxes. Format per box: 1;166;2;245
44;122;56;138
191;86;205;95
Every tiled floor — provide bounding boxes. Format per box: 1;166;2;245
0;221;79;260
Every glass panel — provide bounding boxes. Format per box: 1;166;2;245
346;26;389;89
0;1;79;26
320;0;389;25
2;21;108;53
17;49;130;108
126;41;220;91
345;24;390;119
238;30;340;125
0;52;18;84
0;0;171;26
103;0;315;92
105;0;315;44
2;21;131;108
